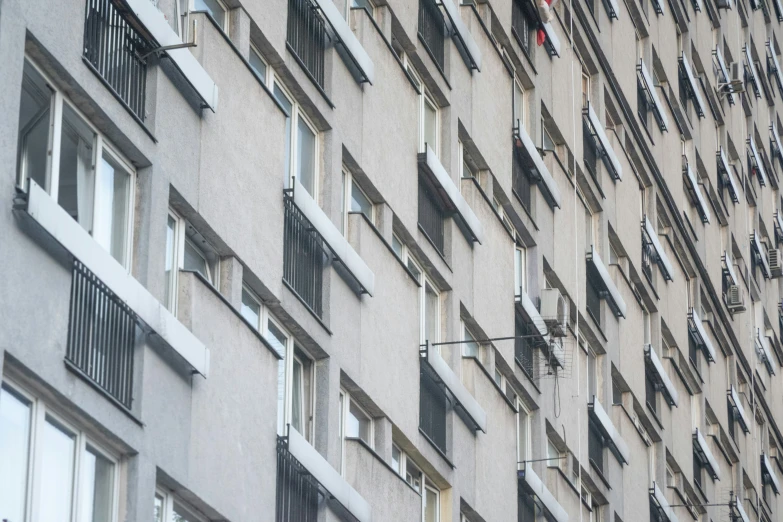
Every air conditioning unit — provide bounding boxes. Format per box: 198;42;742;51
769;248;783;277
726;285;746;313
540;288;568;337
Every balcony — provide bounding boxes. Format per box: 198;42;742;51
582;102;622;181
418;0;447;71
586;245;627;318
513;120;562;208
287;0;328;89
588;396;631;465
418;177;446;255
83;0;150;122
642;216;674;281
517;463;568;522
692;428;721;480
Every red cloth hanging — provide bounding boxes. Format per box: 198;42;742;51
537;0;554;46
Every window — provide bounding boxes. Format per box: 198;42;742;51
514;79;527;131
547;437;560;467
420;276;441;346
582;67;591;108
155;488;207;522
517;400;531;466
420;370;447;451
424;483;440;522
583;120;599;180
693;449;704;491
342;171;374;232
249;44;267;82
392;234;404;258
194;0;228;33
272;78;319;198
348;0;376;21
646;370;657;416
164;213;180;311
408;63;440;156
515;245;527;295
511;0;533;55
344;394;373;445
0;381;121;522
391;443;439;520
588;420;605;474
16;60;135;268
638;80;651;130
688;327;701;375
240;285;263;330
586;275;601;326
587;347;598;399
462;324;480;357
494;368;504;388
727;398;736;441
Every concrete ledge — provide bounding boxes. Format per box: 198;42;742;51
315;0;375;83
638;60;669;131
679;54;705;118
584;103;622;181
687;308;716;362
750;231;770;279
761;453;781;493
683;160;711;224
729;386;750;432
588;396;630;465
424;347;487;432
542;23;560;57
519;465;568;522
718;148;740;203
650;482;678;522
440;0;482;70
515;123;562;208
748;134;768;186
586;245;627;318
516;291;548;337
645;345;678;407
693;428;721;481
643;216;673;281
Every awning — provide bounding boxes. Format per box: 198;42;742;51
649;482;679;522
440;0;482;70
586;245;627;318
693;428;721;480
645;345;679;407
518;464;569;522
643;216;673;281
713;47;734;105
717;147;740;203
588;396;630;465
291;181;375;295
516;290;548;337
756;329;776;375
125;0;218;110
761;453;781;494
419;145;486;244
744;45;761;98
732;495;750;522
513;122;562;208
313;0;375;83
583;102;623;181
683;158;711;224
20;180;210;376
768;41;783;96
750;230;770;279
728;385;750;433
722;251;739;286
541;23;561;57
286;426;372;522
637;60;669;131
687;308;716;362
421;346;487;432
678;53;705;118
748;134;768;187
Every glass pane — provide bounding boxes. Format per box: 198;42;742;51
0;387;32;522
173;502;195;522
249;49;267;82
291;358;304;433
240;289;261;329
59;104;96;231
194;0;225;29
347;401;371;445
515;248;525;295
39;417;76;522
183;240;209;281
297;118;316;195
407;259;421;282
423;98;437;154
154;494;164;522
164;216;177;310
391;445;401;474
424;283;439;344
17;63;51;189
514;82;525;128
518;411;528;462
266;322;288;435
338;393;344;470
79;446;114;522
273;86;292;185
351;181;372;220
463;326;478;357
406;462;422;492
93;152;130;265
392;235;403;258
424;487;439;522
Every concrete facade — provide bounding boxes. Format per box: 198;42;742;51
1;0;783;521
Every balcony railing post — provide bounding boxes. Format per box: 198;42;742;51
418;0;447;70
287;0;327;88
283;196;325;318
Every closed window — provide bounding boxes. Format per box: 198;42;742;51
517;401;531;465
0;382;121;522
390;444;439;522
249;44;267;83
165;210;220;312
194;0;228;33
462;324;480;357
420;370;447;452
514;78;526;131
240;285;263;330
546;437;560;467
342;171;374;232
422;279;441;345
16;60;135;268
155;488;207;522
407;62;440;156
515;245;527;295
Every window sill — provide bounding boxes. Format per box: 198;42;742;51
350;211;421;287
345;437;422;496
418;427;455;469
463;355;518;413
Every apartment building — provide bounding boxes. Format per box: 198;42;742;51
1;0;782;520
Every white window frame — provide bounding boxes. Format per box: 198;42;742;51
342;169;375;233
271;76;320;200
390;444;439;520
547;436;561;468
240;283;264;330
190;0;229;35
423;482;441;522
18;58;136;270
339;389;374;467
406;59;440;156
420;274;441;347
1;379;122;522
166;208;221;306
515;244;527;296
517;399;532;466
164;210;183;312
582;66;591;107
514;77;527;131
155;487;208;522
461;322;480;358
249;43;268;84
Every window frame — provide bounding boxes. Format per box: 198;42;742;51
191;0;229;35
155;486;208;522
17;58;136;270
406;59;440;156
341;169;375;233
517;399;532;466
339;389;374;466
514;77;527;132
248;43;268;84
167;208;221;305
390;444;440;520
420;275;441;347
515;244;527;296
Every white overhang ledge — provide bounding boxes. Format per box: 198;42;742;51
714;48;733;103
728;385;750;433
645;345;679;407
772;122;783;164
514;123;562;208
775;211;783;238
762;452;781;493
125;0;218;111
745;45;761;97
605;0;621;18
756;329;776;375
541;23;561;57
423;347;487;432
584;103;622;181
286;426;372;522
722;251;739;286
750;231;771;279
693;428;721;481
650;482;679;522
718;148;740;203
638;60;669;131
748;134;769;186
733;495;750;522
768;41;783;94
683;160;711;224
440;0;482;70
420;145;486;244
589;396;630;464
586;245;627;318
643;216;673;281
291;181;375;295
517;291;548;337
314;0;375;83
22;180;210;376
679;54;705;118
519;465;569;522
688;308;716;362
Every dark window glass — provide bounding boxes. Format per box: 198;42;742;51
586;276;601;327
420;370;447;452
589;420;604;474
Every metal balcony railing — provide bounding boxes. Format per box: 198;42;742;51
287;0;327;88
512;147;533;213
420;367;448;453
642;239;655;282
418;0;447;71
276;436;320;522
283;195;326;318
83;0;150;122
66;259;138;409
418;177;446;255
